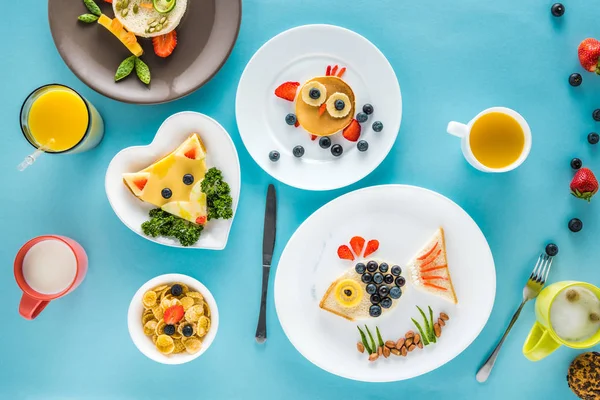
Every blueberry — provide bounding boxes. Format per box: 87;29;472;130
389;286;402;299
369;305;382;317
269;151;280;162
372;121;384;132
395;276;406;287
285;113;297;125
355;262;366;274
365;283;377;295
182;325;194;337
545;243;559;257
164;324;175;336
366;261;378;272
378;285;390;297
569;218;583;233
293;145;305;158
171;284;183;296
569;73;582;87
379;263;389;273
593;109;600;122
551;3;565;17
182;174;194;185
331;144;344;157
373;272;384;284
363;104;374;115
380;297;393;309
384;274;394;284
309;88;321;99
361;273;373;283
161;188;172;199
335;100;345;111
356;112;368;123
391;265;402;276
588;132;600;145
370;294;381;304
357;140;369;152
571;158;582;170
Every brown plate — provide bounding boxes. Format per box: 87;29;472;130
48;0;241;104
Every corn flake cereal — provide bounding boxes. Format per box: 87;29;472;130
144;320;158;336
183;338;202;354
142;311;155;325
180;297;195;311
173;339;186;354
156;335;175;355
202;302;211;317
142;291;158;308
197;316;211;337
185;305;204;323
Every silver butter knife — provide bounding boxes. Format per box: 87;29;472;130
255;184;277;343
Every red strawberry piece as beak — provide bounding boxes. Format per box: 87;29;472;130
319;103;327;116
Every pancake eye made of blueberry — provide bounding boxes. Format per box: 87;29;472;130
301;81;327;106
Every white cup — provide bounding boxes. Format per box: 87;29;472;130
447;107;532;173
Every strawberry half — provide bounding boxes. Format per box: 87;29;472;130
350;236;365;256
196;216;207;225
275;81;300;101
342;119;361;142
164;305;184;324
337;245;355;261
571;167;599;202
578;38;600;74
153;30;178;58
363;240;379;258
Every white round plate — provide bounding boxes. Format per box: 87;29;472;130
274;185;496;382
105;112;240;250
236;25;402;191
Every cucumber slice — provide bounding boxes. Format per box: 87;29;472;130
153;0;176;14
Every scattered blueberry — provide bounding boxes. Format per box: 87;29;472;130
568;218;583;233
569;73;582;87
391;265;402;276
379;263;389;273
182;325;194;337
164;324;176;336
363;104;374;115
356;112;368;123
365;283;377;295
395;276;406;287
319;137;331;149
551;3;565;17
370;294;382;304
357;140;369;152
373;272;384;284
171;284;183;296
335;100;345;111
293;145;305;158
571;158;582;170
355;262;366;274
389;286;402;299
269;151;280;162
366;261;378;272
384;274;394;284
285;113;297;125
378;285;390;297
545;243;559;257
593;109;600;122
182;174;194;185
361;273;373;283
369;304;382;317
309;88;321;99
161;188;172;199
372;121;384;132
588;132;600;145
380;297;393;309
331;144;344;157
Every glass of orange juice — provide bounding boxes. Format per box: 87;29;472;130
20;84;104;155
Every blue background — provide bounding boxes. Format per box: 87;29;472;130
1;0;599;398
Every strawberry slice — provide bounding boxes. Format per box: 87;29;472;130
363;240;379;258
104;0;112;2
310;135;317;141
319;103;327;116
184;148;196;159
337;67;346;78
275;81;300;101
164;305;184;324
195;216;207;225
133;178;148;192
342;119;361;142
294;120;300;128
326;65;331;76
331;65;339;76
350;236;365;256
337;245;355;261
152;30;178;58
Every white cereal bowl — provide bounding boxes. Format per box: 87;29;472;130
105;111;241;250
127;273;219;365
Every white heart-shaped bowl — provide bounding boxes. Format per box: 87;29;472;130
127;273;219;365
105;112;241;250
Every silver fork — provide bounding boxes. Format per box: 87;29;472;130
475;253;554;383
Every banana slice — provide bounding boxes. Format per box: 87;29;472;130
301;81;327;106
326;93;352;118
333;279;363;308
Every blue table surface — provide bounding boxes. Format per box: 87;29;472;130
2;0;599;398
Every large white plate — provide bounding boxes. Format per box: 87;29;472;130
105;112;240;250
236;25;402;191
274;185;496;382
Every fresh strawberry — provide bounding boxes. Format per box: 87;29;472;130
326;65;331;76
342;119;361;142
578;38;600;73
331;65;339;76
571;167;599;202
274;81;300;101
152;30;178;58
195;216;207;225
350;236;365;256
363;240;379;258
337;245;355;261
164;305;184;324
337;67;346;78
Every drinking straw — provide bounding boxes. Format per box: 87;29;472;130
17;139;55;171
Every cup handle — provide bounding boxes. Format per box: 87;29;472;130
522;321;561;361
19;293;49;320
447;121;469;138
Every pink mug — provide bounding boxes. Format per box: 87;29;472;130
14;235;88;320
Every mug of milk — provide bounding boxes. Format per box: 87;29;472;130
523;281;600;361
14;236;88;320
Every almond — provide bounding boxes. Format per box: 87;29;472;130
434;323;441;338
413;334;421;344
385;341;396;349
405;338;413;348
369;352;379;362
440;312;449;321
390;348;401;356
395;338;405;350
383;346;391;358
405;331;415;339
378;346;383;356
438;318;446;327
417;341;424;349
357;342;365;353
408;344;416;352
401;346;408;356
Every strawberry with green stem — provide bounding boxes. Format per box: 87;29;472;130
571;167;598;202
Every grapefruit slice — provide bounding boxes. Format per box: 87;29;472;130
174;134;206;161
123;172;151;196
97;14;144;57
407;228;458;304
